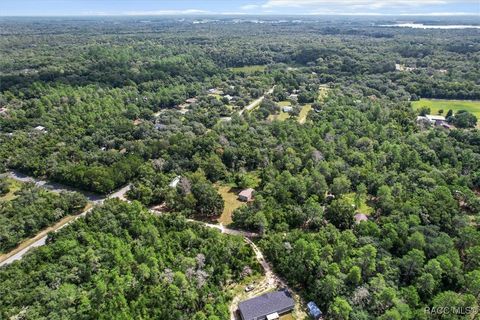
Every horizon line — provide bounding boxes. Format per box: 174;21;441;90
0;12;478;18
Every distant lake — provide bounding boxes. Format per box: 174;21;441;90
379;23;480;29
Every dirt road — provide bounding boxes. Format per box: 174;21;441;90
238;86;275;115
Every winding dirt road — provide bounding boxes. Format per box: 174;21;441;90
1;172;305;318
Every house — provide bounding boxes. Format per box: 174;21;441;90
416;115;429;122
307;301;323;320
238;188;255;202
288;93;298;100
354;213;368;224
441;122;452;129
185;97;198;104
220;116;232;122
33;125;45;131
282;106;293;113
417;115;451;128
169;176;181;188
425;115;446;125
238;290;295;320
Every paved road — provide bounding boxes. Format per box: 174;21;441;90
238;86;275;115
4;170;104;202
2;172;303;316
0;173;131;267
0;235;48;267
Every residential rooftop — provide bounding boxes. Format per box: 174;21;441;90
238;290;295;320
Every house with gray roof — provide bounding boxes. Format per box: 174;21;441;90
238;290;295;320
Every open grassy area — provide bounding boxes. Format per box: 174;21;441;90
268;111;291;122
298;104;312;124
412;99;480;121
268;101;291;122
217;185;245;225
318;85;329;101
229;65;267;73
278;101;291;107
343;192;374;215
0;178;22;202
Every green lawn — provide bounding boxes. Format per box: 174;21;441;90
229;65;267;73
412;99;480;121
278;101;291;107
343;192;374;215
0;178;22;202
268;101;291;122
217;185;245;225
317;85;329;102
298;104;312;124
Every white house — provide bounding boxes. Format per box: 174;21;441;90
169;176;181;188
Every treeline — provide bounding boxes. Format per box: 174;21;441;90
0;182;87;253
0;200;258;319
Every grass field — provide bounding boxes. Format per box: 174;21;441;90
0;178;22;202
318;85;329;101
343;192;374;215
268;101;291;122
229;65;267;73
298;104;312;124
217;185;245;225
412;99;480;120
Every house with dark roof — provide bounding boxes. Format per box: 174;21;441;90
238;290;295;320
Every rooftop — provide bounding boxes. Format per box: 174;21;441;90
238;290;295;320
354;213;368;223
238;188;254;199
426;114;446;121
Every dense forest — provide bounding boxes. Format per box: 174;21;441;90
0;16;479;320
0;200;258;319
0;180;87;253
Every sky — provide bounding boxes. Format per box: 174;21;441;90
1;0;479;17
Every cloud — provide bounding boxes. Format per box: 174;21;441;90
124;9;211;16
241;4;260;10
258;0;477;14
261;0;471;9
262;0;464;8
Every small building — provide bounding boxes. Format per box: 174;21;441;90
238;188;255;202
288;94;298;100
238;290;295;320
441;122;452;129
169;176;181;188
185;97;198;104
307;301;322;320
425;114;446;125
282;106;293;113
224;94;233;101
354;213;368;224
220;116;232;122
33;125;45;131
